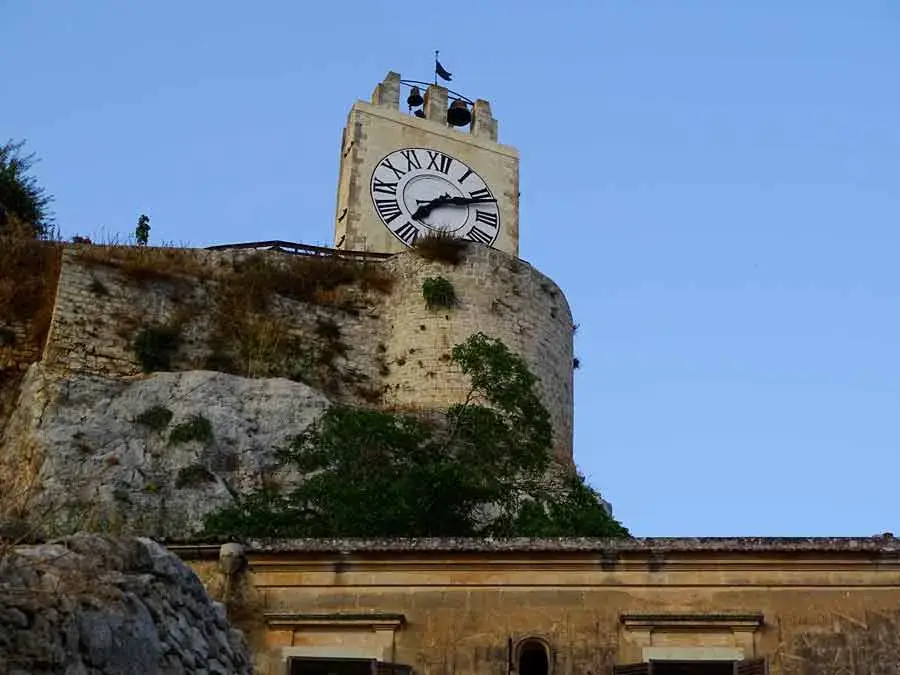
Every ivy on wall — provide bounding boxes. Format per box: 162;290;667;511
204;332;629;539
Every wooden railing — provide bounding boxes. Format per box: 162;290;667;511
205;240;392;261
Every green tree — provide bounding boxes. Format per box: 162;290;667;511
204;332;629;539
0;140;53;237
135;214;150;246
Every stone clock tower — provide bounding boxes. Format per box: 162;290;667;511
333;71;520;256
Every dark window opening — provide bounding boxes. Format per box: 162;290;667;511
652;662;734;675
518;640;549;675
289;658;412;675
290;658;375;675
615;657;765;675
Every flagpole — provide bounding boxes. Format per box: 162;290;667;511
434;50;439;86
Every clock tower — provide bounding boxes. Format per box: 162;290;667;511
333;71;520;257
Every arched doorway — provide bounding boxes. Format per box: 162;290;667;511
517;639;550;675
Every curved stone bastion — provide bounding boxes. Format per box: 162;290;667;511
381;245;574;462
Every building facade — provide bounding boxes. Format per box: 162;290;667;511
179;536;900;675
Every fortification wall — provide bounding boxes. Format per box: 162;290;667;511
382;246;573;461
41;247;390;400
36;242;574;460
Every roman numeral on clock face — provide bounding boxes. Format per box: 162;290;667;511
375;198;402;224
474;209;499;228
392;221;419;245
469;187;492;201
465;226;493;245
426;151;453;174
372;178;398;195
380;158;406;180
400;149;422;171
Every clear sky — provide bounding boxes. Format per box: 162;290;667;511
3;1;898;537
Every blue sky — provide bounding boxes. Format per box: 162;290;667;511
3;1;899;537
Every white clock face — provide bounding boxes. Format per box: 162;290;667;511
369;147;501;248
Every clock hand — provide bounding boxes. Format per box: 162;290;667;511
411;195;497;221
414;196;497;206
411;194;453;220
444;196;497;206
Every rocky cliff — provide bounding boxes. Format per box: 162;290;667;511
1;365;328;538
0;534;252;674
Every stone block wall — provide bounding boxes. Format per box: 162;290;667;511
42;248;211;378
36;242;575;460
41;248;390;401
382;246;574;461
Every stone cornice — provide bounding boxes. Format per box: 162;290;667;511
620;613;765;630
264;612;405;631
167;536;900;556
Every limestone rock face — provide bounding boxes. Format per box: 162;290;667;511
0;534;252;674
0;364;329;538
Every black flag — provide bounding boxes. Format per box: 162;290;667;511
435;59;452;82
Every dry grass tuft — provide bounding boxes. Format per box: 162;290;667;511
226;253;393;307
73;244;213;283
412;229;470;266
0;219;63;344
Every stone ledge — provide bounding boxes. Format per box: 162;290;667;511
620;613;764;630
264;612;405;630
165;535;900;555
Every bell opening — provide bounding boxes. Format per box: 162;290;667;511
406;86;424;109
447;99;471;127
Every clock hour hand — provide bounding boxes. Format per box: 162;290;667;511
412;194;453;220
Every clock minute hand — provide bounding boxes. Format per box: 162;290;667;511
415;196;497;208
446;196;497;206
412;195;497;220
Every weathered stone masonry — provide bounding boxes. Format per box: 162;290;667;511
36;243;575;460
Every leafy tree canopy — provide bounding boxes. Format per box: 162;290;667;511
0;140;54;237
204;332;629;539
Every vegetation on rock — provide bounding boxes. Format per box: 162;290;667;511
175;463;216;488
133;325;181;373
169;414;214;445
422;276;457;310
412;229;469;265
204;332;628;538
0;222;62;347
134;405;174;431
206;253;389;391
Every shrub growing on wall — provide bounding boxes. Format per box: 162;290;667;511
133;326;181;373
204;332;629;538
422;276;457;310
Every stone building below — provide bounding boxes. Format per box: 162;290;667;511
179;535;900;675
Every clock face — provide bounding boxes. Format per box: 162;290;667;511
369;147;501;248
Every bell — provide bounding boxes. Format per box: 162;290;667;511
446;99;471;127
407;86;424;108
414;109;426;118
